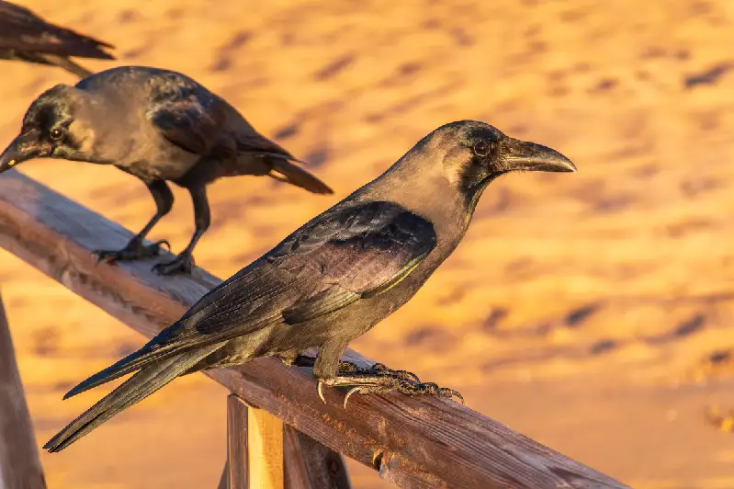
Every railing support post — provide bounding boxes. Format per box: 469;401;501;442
227;394;285;489
0;293;47;489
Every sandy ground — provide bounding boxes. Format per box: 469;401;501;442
2;0;734;488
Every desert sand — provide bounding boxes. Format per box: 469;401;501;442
1;0;734;488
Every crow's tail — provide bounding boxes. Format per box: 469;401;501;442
44;342;224;452
268;158;333;195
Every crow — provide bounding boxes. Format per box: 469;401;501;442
44;120;576;452
0;66;333;274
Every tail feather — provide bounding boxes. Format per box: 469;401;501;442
40;54;94;78
44;343;224;452
268;158;333;195
63;341;182;400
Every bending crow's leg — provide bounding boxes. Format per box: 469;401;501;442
308;343;463;408
153;184;210;275
94;180;174;263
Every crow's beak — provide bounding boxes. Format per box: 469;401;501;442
0;133;46;173
502;137;577;173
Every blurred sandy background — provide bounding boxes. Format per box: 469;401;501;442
1;0;734;488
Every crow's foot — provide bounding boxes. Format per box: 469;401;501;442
316;373;463;408
152;252;195;275
291;355;420;384
93;238;170;264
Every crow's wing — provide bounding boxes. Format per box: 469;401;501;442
64;200;437;397
0;0;113;58
147;72;297;163
146;76;237;159
273;200;437;323
177;200;437;340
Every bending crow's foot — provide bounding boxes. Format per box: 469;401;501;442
93;238;170;264
290;355;420;384
152;252;195;275
317;374;464;408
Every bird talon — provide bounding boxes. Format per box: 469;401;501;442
317;381;327;404
452;391;465;405
343;387;362;408
154;239;171;252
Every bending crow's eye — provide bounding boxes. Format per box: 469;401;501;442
473;140;489;157
49;128;64;141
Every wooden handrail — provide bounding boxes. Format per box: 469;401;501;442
0;171;633;489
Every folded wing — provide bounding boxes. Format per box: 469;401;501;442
64;200;437;399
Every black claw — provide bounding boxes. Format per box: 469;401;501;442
152;254;194;275
451;391;465;405
153;239;171;252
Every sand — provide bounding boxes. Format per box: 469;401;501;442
1;0;734;487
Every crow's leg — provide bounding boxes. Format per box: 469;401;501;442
153;184;210;275
290;354;420;383
94;180;173;263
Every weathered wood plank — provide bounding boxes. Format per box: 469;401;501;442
248;407;284;489
0;294;47;489
0;171;633;489
227;394;249;489
284;425;352;489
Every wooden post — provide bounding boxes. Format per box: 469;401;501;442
284;425;352;489
227;394;284;489
227;394;249;489
248;407;284;489
0;294;47;489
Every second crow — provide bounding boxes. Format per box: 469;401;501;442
44;120;576;452
0;66;333;274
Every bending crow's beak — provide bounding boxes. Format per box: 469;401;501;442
502;137;577;173
0;134;45;173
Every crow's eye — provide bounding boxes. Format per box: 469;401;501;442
49;128;64;140
473;140;489;156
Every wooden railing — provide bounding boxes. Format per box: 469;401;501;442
0;170;633;489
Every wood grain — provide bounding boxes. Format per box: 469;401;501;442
248;407;284;489
284;425;352;489
0;294;47;489
0;171;632;489
227;394;249;489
